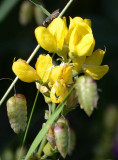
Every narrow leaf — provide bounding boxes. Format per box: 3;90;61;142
29;0;50;16
25;86;74;160
0;0;20;22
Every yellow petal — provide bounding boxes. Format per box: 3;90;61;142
49;64;73;85
48;18;66;50
72;56;86;72
35;26;57;52
84;19;91;27
49;66;62;84
69;23;94;55
69;17;83;30
84;65;109;80
35;54;53;83
85;49;105;66
60;63;73;84
77;33;95;56
50;80;68;103
12;59;40;82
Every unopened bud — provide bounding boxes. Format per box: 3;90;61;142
7;94;27;133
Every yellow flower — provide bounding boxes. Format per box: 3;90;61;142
79;49;109;80
35;54;53;83
12;55;53;83
49;63;73;85
50;80;68;103
69;17;95;57
49;63;73;103
72;49;109;80
12;59;40;83
35;17;68;58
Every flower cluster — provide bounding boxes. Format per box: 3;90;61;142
12;16;109;104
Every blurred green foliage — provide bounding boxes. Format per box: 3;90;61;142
0;0;118;159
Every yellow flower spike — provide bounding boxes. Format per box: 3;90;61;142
35;54;53;83
85;49;105;66
12;59;40;83
84;65;109;80
35;26;57;52
72;56;86;72
48;18;67;50
50;80;68;103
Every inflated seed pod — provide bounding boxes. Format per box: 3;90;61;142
54;117;69;158
68;128;76;155
7;94;27;133
75;75;99;116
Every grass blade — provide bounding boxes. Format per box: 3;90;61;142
25;86;74;160
29;0;50;16
0;0;20;22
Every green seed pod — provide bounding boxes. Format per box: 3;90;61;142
75;75;99;116
54;117;69;158
7;94;27;133
68;128;76;155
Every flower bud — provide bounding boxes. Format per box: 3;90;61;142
75;75;99;116
7;94;27;133
54;117;69;158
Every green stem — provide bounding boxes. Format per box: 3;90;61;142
58;0;74;18
52;103;56;113
18;89;40;160
0;44;40;106
37;136;47;158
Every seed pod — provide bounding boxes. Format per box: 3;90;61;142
75;75;99;116
68;128;76;155
54;117;68;158
7;94;27;133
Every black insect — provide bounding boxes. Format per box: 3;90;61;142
43;9;60;27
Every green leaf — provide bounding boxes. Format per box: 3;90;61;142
0;0;20;22
25;86;74;160
75;75;99;116
29;0;50;16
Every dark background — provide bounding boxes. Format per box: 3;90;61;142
0;0;118;159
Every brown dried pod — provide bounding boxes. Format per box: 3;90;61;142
7;94;27;133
